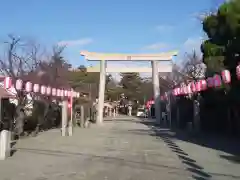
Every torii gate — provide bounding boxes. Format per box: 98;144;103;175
80;51;178;124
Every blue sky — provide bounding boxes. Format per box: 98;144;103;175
0;0;222;75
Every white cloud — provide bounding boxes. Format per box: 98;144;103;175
156;25;174;32
143;42;169;50
57;38;93;46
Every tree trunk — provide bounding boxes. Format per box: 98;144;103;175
15;107;24;136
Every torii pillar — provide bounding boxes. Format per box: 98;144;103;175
80;51;178;124
98;60;106;123
152;61;161;123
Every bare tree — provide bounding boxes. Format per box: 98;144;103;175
183;50;206;81
37;46;69;88
0;35;45;78
30;46;71;132
0;35;47;105
162;63;191;88
0;35;47;135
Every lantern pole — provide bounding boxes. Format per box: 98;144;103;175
70;89;73;125
61;100;68;136
68;89;73;136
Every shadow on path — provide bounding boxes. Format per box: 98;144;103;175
129;118;240;179
10;141;17;156
15;147;186;174
159;133;212;180
219;154;240;164
139;119;240;162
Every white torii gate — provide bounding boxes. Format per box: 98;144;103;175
80;51;178;124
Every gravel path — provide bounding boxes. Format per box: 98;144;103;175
0;116;238;180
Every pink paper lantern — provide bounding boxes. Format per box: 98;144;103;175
183;86;188;95
60;90;64;97
52;88;56;96
221;70;231;84
187;83;192;94
172;89;176;96
176;88;180;95
195;81;201;92
181;87;185;95
72;91;75;97
33;84;40;93
74;91;77;97
64;90;68;96
67;91;71;97
149;100;154;105
57;89;61;96
15;79;23;90
207;77;214;88
46;86;51;95
213;74;222;87
41;85;46;95
4;77;12;89
172;89;177;96
179;87;183;95
201;79;207;91
179;87;182;95
25;81;32;92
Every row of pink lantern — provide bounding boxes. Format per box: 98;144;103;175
149;65;240;101
172;68;233;97
3;77;80;98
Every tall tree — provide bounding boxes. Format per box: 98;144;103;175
201;0;240;76
201;0;240;134
119;72;142;101
139;78;153;104
37;46;70;88
201;0;240;94
68;67;99;101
